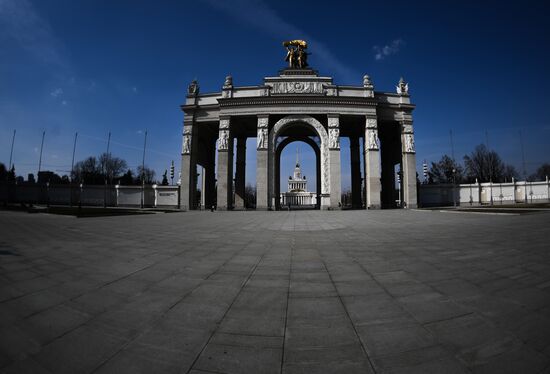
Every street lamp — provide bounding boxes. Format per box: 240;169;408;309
79;183;83;209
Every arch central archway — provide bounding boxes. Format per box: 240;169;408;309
269;115;329;209
275;137;321;210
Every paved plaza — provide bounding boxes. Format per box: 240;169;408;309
0;209;549;373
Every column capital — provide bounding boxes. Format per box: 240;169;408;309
219;116;230;129
327;114;340;128
400;120;414;134
366;116;378;129
257;115;269;128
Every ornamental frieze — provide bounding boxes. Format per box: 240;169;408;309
270;81;324;95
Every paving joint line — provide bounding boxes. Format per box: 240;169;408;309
184;240;273;374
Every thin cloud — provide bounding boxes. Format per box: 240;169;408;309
50;88;63;98
202;0;359;82
373;39;404;61
0;0;69;68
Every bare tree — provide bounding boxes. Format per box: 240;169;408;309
244;183;256;208
502;164;519;182
428;155;464;184
72;153;129;184
99;153;128;183
137;165;156;185
529;163;550;181
463;144;505;183
72;156;102;184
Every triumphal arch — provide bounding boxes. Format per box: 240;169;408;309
180;40;417;210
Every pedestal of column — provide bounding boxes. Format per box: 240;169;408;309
365;117;381;209
256;115;269;210
401;121;417;208
350;136;362;208
216;117;233;210
328;114;341;209
234;137;246;209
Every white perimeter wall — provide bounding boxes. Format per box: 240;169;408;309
419;180;550;207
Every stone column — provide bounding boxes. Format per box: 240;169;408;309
200;166;206;209
180;122;196;210
205;138;216;209
350;136;362;208
401;121;417;208
234;137;246;209
216;117;233;210
328;114;341;209
256;115;269;210
364;116;381;209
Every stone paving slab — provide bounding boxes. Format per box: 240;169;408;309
0;209;550;373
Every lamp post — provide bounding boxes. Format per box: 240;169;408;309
452;168;457;208
70;132;78;207
140;130;147;209
104;132;111;208
38;131;45;176
8;130;15;180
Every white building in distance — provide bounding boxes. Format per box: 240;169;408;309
280;149;317;207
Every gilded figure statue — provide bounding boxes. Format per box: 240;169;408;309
283;40;309;69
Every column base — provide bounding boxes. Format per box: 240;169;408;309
367;204;381;209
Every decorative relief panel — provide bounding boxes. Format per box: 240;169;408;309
257;128;268;150
329;128;340;149
325;86;337;96
182;127;192;155
271;81;324;95
366;129;379;151
218;130;229;151
404;134;415;153
182;135;191;154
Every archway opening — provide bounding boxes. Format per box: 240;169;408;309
277;139;319;210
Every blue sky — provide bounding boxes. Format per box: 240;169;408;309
1;0;549;191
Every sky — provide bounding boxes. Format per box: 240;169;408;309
1;0;549;191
